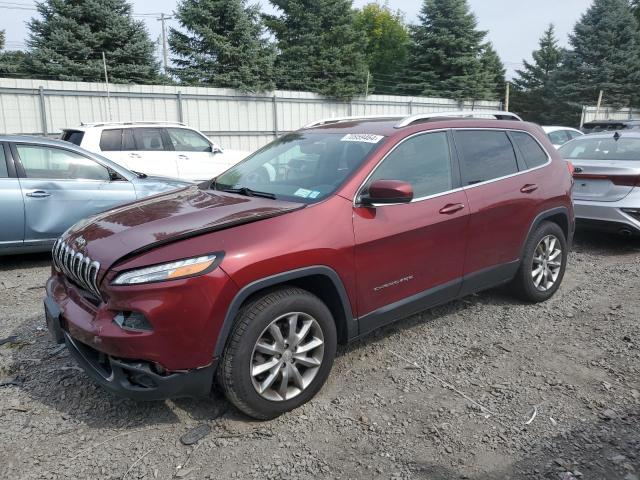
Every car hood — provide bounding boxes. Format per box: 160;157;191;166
61;185;304;269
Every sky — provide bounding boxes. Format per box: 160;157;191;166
0;0;592;79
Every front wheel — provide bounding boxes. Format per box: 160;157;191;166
218;287;337;419
512;221;568;303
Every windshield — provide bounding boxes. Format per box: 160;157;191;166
215;132;384;203
559;136;640;161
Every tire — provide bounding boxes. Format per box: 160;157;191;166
512;221;568;303
218;287;337;420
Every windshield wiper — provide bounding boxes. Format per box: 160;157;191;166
131;170;148;179
222;186;276;199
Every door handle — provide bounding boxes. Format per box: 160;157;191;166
439;203;465;215
178;154;189;160
520;184;539;194
26;190;51;198
129;153;141;158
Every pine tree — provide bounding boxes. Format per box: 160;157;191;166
510;24;568;123
632;0;640;25
26;0;159;83
266;0;368;99
401;0;493;99
170;0;276;91
558;0;640;109
353;3;409;94
480;42;506;100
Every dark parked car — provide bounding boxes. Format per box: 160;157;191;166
581;119;640;134
45;111;574;419
0;136;190;255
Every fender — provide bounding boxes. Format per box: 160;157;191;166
519;206;574;260
213;266;356;357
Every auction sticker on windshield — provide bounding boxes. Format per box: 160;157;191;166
341;134;384;143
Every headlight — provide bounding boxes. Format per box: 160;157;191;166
112;255;218;285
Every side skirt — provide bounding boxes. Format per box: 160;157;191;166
354;260;520;339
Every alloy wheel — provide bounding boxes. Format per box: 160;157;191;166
531;234;562;291
250;312;325;402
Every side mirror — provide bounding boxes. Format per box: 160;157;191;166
211;143;224;154
360;179;413;205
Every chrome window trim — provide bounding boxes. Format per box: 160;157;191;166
354;127;552;208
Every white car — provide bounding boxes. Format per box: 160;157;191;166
542;126;584;149
61;122;249;182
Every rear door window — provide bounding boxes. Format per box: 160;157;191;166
548;130;569;146
61;130;85;146
510;131;549;169
454;130;519;185
99;129;122;151
132;128;167;151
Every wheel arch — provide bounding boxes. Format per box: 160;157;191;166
214;266;356;357
520;206;573;260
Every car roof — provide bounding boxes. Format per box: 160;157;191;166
583;119;640;125
300;117;533;137
542;126;581;133
64;121;188;131
573;131;640;140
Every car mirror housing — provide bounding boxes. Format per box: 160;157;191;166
360;179;413;206
212;143;224;154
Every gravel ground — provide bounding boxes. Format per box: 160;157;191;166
0;230;639;480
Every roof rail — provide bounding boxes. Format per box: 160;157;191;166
394;110;522;128
79;121;187;127
303;115;403;129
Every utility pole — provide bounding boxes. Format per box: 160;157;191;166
595;89;604;120
102;51;112;122
157;13;173;73
365;70;370;97
505;81;510;112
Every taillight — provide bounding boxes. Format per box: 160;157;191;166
572;172;640;187
566;161;575;176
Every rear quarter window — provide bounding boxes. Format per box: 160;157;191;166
0;145;8;177
61;130;85;146
454;130;519;185
511;131;549;169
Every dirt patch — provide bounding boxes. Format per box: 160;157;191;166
0;231;639;480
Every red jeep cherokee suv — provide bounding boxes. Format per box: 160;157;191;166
45;111;574;419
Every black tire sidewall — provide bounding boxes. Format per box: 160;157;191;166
517;221;568;302
223;289;337;419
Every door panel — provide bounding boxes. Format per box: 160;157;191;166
0;145;24;245
353;131;468;329
13;144;137;242
454;130;547;276
354;191;469;318
119;128;179;178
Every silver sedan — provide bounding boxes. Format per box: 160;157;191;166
559;131;640;236
0;136;191;255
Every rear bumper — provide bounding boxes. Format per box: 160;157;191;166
574;197;640;234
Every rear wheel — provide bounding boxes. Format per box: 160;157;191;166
512;221;568;302
219;287;337;419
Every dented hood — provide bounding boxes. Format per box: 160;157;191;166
61;185;304;269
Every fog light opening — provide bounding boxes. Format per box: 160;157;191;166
113;311;153;331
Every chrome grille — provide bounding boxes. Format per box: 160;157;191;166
52;238;102;299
